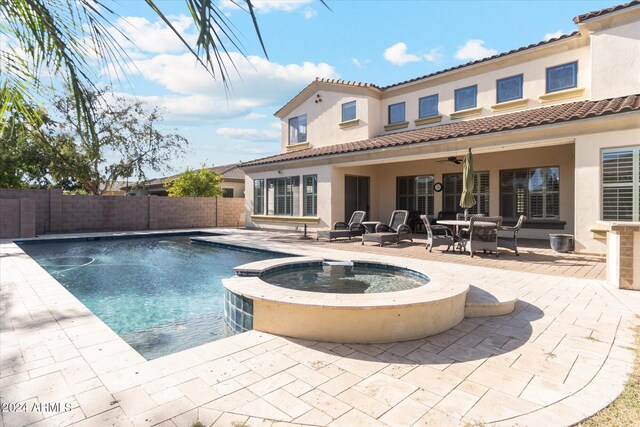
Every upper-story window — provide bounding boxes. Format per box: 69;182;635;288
388;102;406;124
454;85;477;111
288;114;307;145
546;62;577;93
497;74;523;103
418;95;438;118
341;101;356;122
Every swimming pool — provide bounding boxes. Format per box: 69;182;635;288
21;236;279;359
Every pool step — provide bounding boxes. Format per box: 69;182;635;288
464;285;517;317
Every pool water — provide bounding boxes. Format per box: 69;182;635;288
21;236;277;359
260;262;428;294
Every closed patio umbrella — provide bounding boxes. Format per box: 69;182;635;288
459;148;476;220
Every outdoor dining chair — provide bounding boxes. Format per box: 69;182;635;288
420;215;454;252
460;216;503;257
498;215;527;256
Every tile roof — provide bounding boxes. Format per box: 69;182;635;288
245;94;640;167
275;32;580;117
129;164;244;189
380;32;579;90
314;78;380;89
274;77;381;117
574;0;639;23
275;2;638;118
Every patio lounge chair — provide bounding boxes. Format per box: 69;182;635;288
461;216;503;257
316;210;366;242
420;215;454;252
498;215;527;256
362;210;413;247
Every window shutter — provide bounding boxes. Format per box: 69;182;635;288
602;148;639;221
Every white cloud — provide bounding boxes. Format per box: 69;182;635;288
351;58;371;68
121;52;338;121
455;39;498;61
111;15;196;54
269;122;281;129
254;0;312;12
543;30;564;41
216;127;280;142
221;141;279;155
423;47;444;64
244;112;267;120
384;42;421;66
219;0;312;13
303;7;317;19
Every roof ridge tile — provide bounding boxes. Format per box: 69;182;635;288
573;0;639;23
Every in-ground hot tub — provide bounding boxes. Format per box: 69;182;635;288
222;257;469;343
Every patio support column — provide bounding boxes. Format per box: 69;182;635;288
602;222;640;290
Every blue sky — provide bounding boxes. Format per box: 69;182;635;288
100;0;621;176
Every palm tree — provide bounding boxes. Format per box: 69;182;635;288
0;0;274;136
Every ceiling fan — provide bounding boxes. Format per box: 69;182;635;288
436;156;463;165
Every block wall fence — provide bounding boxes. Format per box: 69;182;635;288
0;189;244;238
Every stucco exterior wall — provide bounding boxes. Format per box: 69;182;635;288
375;42;590;136
244;164;333;230
589;19;640;100
574;128;640;254
331;164;383;224
279;38;591;149
281;90;377;150
221;180;246;198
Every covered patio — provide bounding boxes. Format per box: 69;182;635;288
327;142;573;244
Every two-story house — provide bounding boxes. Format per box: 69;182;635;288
240;1;640;255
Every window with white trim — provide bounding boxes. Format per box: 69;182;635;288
288;115;307;145
388;102;406;124
454;85;477;111
341;101;356;122
418;95;438;118
266;177;300;216
500;167;559;219
396;176;434;216
443;172;489;214
602;147;640;221
497;74;523;103
546;62;577;93
303;175;317;216
253;179;264;214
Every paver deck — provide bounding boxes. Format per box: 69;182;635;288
305;234;607;280
1;228;638;427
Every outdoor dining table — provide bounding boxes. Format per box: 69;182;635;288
436;219;500;251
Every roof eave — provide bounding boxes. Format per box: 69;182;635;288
274;80;382;119
242;105;640;169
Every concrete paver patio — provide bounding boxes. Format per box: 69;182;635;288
1;229;638;427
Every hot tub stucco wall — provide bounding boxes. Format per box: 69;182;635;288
252;292;466;343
